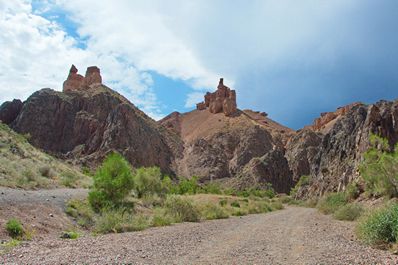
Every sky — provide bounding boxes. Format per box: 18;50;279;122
1;1;397;129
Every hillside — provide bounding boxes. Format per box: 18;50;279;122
0;123;90;189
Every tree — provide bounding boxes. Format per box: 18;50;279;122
88;152;134;211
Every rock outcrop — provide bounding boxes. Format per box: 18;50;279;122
0;99;23;124
63;65;102;92
196;78;237;116
7;66;182;174
309;102;361;133
290;100;398;198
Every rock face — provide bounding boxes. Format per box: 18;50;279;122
196;78;237;116
8;66;181;174
309;102;361;133
0;99;23;124
290;100;398;198
237;150;294;193
63;65;102;92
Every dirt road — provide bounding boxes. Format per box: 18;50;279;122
2;205;396;264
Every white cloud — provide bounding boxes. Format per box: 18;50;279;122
0;0;165;119
184;92;205;108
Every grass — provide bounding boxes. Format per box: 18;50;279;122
0;239;21;255
0;123;91;189
5;218;24;239
333;203;364;221
60;231;80;239
66;193;282;235
316;192;348;214
356;203;398;247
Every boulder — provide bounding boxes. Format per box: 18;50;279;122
0;99;23;125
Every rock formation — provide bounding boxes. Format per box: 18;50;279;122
5;66;182;174
63;65;102;92
310;102;361;132
196;78;237;116
0;99;23;124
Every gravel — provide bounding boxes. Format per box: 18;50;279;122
2;206;396;264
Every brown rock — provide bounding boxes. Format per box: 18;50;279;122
63;65;85;92
196;102;206;110
0;99;23;125
84;66;102;86
197;78;238;116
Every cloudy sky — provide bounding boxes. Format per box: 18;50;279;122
1;1;397;128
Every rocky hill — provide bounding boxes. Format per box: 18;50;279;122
0;65;181;175
1;65;397;195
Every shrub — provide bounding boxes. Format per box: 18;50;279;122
236;186;275;199
248;201;272;214
317;192;347;214
66;199;95;228
270;201;284;210
133;167;163;198
232;209;248;216
334;203;364;221
164;196;200;222
39;166;55;178
200;183;222;194
356;203;398;246
94;209;149;234
219;198;228;207
360;135;398;198
345;182;361;201
60;231;80;239
161;176;175;194
199;203;229;220
230;200;240;208
151;210;174;227
176;177;199;195
88;153;134;211
290;175;311;197
61;171;78;188
6;219;24;239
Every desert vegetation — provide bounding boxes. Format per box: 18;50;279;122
0;123;91;189
66;152;281;234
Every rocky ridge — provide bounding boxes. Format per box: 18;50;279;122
1;65;397;196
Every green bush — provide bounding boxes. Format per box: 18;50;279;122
60;231;80;239
317;192;347;214
236;186;275;199
88;153;134;211
61;171;78;188
175;177;199;195
65;199;95;228
199;203;229;220
94;209;149;234
360;135;398;198
334;203;364;221
5;219;24;239
219;198;228;207
356;203;398;246
232;209;248;216
200;183;222;194
248;201;272;214
151;210;174;227
270;201;284;210
345;182;361;201
133;167;163;198
230;200;240;208
290;175;311;197
164;196;200;222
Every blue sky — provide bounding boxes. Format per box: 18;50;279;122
1;1;398;129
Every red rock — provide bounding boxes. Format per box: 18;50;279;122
84;66;102;86
196;78;237;116
63;65;85;92
63;65;103;92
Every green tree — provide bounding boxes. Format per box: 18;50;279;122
360;134;398;198
133;167;163;198
88;152;134;211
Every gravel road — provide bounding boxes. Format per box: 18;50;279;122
2;206;397;264
0;187;87;208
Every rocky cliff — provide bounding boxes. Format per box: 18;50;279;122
289;100;398;198
2;66;181;174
